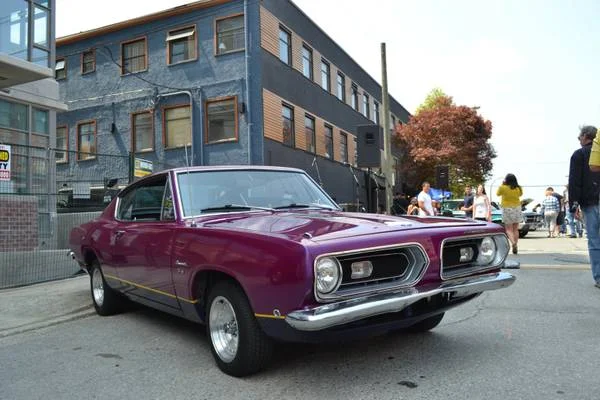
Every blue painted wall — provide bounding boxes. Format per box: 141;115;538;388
57;0;264;184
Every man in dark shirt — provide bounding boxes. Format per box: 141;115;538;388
569;125;600;288
461;185;474;218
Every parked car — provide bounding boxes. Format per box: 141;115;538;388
442;199;531;237
69;166;516;376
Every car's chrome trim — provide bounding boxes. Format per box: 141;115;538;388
286;271;516;331
439;233;509;281
313;242;430;303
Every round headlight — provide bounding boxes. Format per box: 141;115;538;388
315;257;341;294
477;237;497;265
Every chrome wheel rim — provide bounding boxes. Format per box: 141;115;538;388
92;268;104;307
209;296;239;363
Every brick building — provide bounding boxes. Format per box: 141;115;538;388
56;0;410;211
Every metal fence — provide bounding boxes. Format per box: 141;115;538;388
0;143;184;288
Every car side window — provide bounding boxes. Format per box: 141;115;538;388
117;176;168;222
161;180;176;221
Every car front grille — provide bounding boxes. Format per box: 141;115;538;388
317;245;429;301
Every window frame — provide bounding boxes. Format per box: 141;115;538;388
340;131;348;164
162;104;191;150
166;24;198;65
278;25;292;65
363;92;370;119
204;95;239;144
76;119;97;162
214;13;245;56
351;83;358;111
55;57;66;80
304;114;316;154
56;124;68;164
81;49;95;75
374;101;380;125
320;58;330;92
324;124;333;159
120;36;148;75
282;102;295;148
131;109;155;153
301;44;313;80
336;72;345;102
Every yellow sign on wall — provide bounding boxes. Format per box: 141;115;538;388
134;158;153;178
0;144;11;181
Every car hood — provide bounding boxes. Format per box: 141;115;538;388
199;211;485;242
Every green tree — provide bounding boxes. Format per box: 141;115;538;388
414;87;451;115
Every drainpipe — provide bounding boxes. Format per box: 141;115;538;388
156;90;200;165
244;0;252;165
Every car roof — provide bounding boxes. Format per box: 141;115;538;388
169;165;305;174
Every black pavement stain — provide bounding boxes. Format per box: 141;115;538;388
72;347;82;351
95;353;123;360
398;381;418;388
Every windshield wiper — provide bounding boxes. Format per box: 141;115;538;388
274;203;335;211
200;204;274;213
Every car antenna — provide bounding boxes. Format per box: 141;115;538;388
184;144;197;227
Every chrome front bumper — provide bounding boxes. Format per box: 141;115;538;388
285;271;516;331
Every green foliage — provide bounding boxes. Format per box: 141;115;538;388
415;88;452;115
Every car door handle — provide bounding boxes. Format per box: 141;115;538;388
115;230;125;238
175;260;189;268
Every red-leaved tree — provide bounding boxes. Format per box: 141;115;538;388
394;93;495;194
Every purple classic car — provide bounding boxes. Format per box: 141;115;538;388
69;166;515;376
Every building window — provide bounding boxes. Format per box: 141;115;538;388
351;84;358;111
391;115;396;132
336;72;345;102
302;45;313;80
81;50;95;74
353;136;358;166
206;97;238;143
374;101;380;124
77;121;96;161
363;93;370;119
216;14;244;55
164;105;191;148
55;58;66;80
121;37;147;74
305;114;315;153
340;132;348;164
320;59;330;91
324;124;333;159
167;26;196;64
278;27;291;65
0;99;28;131
132;111;153;152
56;126;68;163
33;108;48;134
282;103;294;147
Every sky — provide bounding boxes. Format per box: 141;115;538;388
55;0;600;202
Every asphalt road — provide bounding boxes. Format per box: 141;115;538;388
1;235;599;399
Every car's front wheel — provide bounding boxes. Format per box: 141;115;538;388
206;281;273;377
406;313;445;333
90;260;121;316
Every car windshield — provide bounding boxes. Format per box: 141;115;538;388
176;169;339;217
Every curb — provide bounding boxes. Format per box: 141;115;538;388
0;306;96;338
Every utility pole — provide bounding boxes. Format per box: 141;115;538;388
381;43;393;214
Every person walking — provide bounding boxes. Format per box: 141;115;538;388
472;184;491;222
541;188;560;237
496;174;523;254
569;125;600;289
417;181;435;216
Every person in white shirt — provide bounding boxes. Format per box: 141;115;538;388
417;182;434;216
472;184;492;221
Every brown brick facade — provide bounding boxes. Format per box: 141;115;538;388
0;196;38;251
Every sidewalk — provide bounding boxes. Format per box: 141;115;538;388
0;274;94;338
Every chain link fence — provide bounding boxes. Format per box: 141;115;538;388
0;144;184;288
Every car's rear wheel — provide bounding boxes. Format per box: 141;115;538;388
90;260;121;316
406;313;445;333
206;281;273;377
